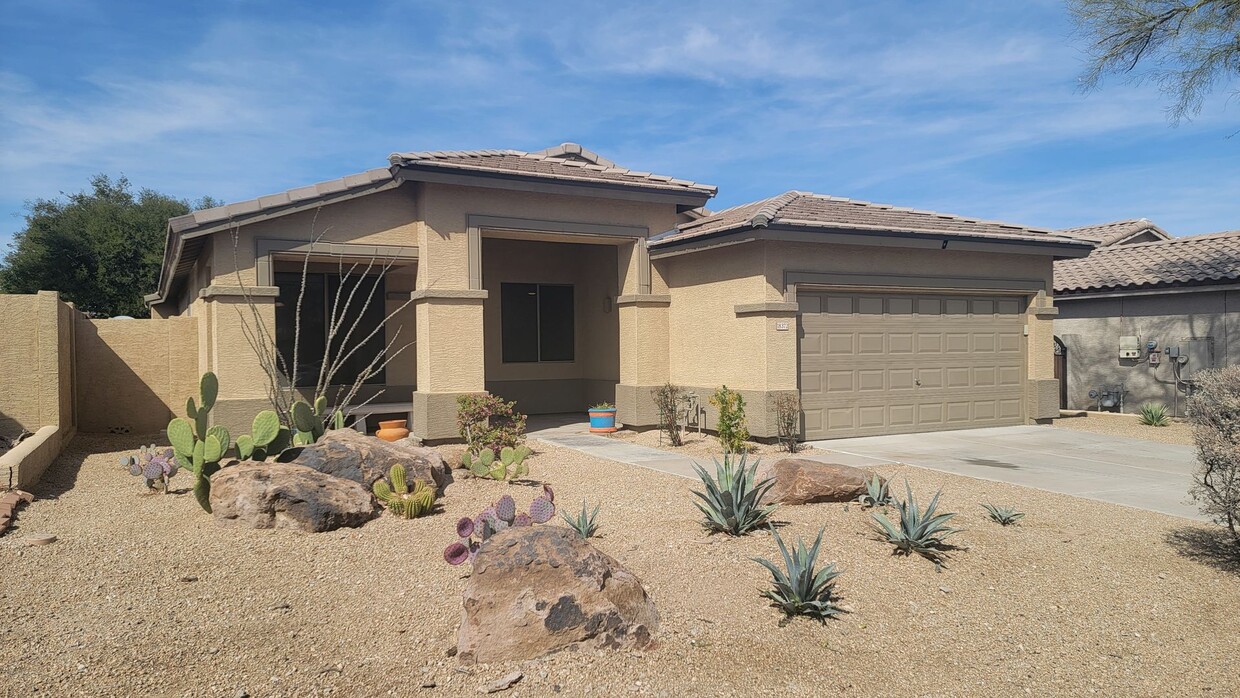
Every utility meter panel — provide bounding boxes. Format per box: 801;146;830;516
1118;335;1141;360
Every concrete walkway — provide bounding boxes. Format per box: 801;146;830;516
807;425;1202;520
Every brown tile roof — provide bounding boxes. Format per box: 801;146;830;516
650;191;1090;248
168;168;396;234
1057;218;1171;247
1054;230;1240;294
389;142;717;196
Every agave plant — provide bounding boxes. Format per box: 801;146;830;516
561;500;601;539
871;481;960;563
981;502;1025;526
857;474;892;508
751;527;844;622
1139;402;1171;427
690;454;778;536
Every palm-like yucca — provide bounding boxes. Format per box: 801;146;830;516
751;527;844;622
1139;402;1171;427
857;474;893;508
871;481;960;562
981;502;1025;526
690;454;778;536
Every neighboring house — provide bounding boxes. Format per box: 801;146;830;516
1054;230;1240;416
1057;218;1173;248
145;143;1091;441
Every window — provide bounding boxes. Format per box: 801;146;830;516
274;271;387;387
501;282;574;363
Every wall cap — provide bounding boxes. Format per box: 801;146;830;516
410;289;489;301
1032;306;1059;318
200;285;280;299
735;301;799;316
615;294;671;307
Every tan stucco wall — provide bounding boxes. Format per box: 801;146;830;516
0;291;75;437
75;316;199;434
658;239;1060;435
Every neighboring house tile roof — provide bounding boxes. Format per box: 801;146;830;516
1054;230;1240;294
168;168;396;234
650;191;1089;248
1056;218;1172;247
389;142;717;196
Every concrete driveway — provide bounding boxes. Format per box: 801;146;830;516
807;425;1202;520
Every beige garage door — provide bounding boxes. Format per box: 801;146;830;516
799;291;1026;440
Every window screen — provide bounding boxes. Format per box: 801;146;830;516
275;271;386;387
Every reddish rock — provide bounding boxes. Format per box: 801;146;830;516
756;458;869;505
279;429;448;491
457;527;658;664
209;462;377;533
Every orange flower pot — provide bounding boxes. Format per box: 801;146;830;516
376;419;410;442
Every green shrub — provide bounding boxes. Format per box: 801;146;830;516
980;502;1025;526
652;383;690;447
1139;402;1171;427
1186;366;1240;545
457;393;527;455
691;453;777;536
871;481;960;563
710;385;750;453
772;392;801;453
751;527;844;622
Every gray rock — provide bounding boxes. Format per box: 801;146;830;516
209;462;377;533
278;428;448;492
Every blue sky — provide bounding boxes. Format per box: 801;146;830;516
2;0;1237;249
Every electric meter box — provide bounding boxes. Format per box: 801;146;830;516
1118;335;1141;360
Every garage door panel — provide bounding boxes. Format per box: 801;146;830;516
799;290;1026;440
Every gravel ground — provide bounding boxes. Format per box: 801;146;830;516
1050;412;1195;446
605;427;825;459
2;434;1238;697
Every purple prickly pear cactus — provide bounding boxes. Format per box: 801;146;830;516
513;512;532;527
528;495;555;524
496;494;516;523
456;517;475;538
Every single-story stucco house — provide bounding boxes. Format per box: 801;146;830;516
144;143;1093;441
1054;229;1240;415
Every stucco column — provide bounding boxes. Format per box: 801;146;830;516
1026;291;1060;421
207;291;281;436
410;290;488;440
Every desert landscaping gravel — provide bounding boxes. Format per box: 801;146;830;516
605;427;825;459
2;434;1238;697
1050;412;1194;446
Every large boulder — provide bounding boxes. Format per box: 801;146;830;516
278;429;449;491
209;462;378;533
756;458;869;505
457;527;658;664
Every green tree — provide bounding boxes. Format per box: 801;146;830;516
0;175;218;317
1070;0;1240;123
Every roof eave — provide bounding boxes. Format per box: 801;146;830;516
650;222;1095;259
392;162;715;206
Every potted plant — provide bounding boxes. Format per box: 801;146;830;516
588;401;618;434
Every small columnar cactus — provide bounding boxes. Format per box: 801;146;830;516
462;444;532;481
121;445;179;493
443;485;556;565
372;464;436;519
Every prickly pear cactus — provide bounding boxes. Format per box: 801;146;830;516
235;410;289;461
122;445;179;493
463;443;533;481
168;372;231;513
443;486;557;566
